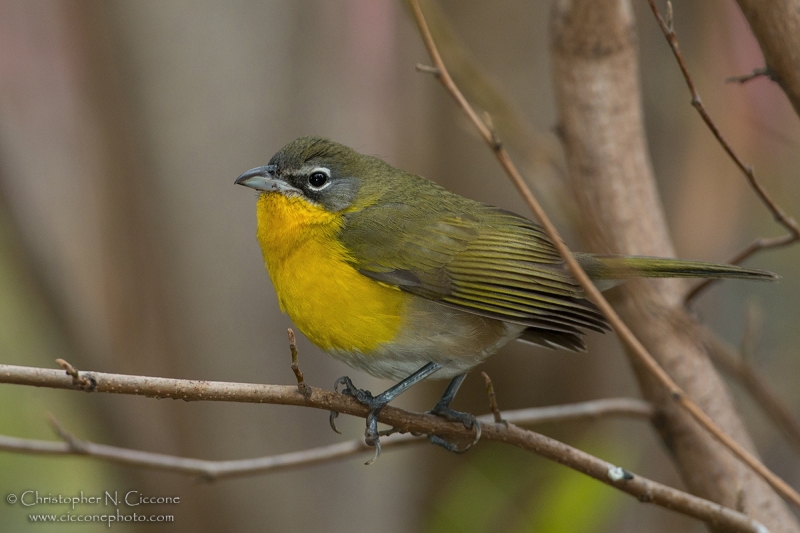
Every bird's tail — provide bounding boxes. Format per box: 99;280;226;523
575;253;777;282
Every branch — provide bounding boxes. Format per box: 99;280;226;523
409;0;800;510
287;328;310;398
643;0;800;304
0;363;767;531
405;0;570;217
686;234;799;303
726;67;771;85
2;399;653;479
735;0;800;118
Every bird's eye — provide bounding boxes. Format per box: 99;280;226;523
308;170;329;189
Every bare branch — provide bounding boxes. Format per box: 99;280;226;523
409;0;800;510
481;371;504;424
408;0;568;198
287;328;310;399
643;0;800;304
0;367;766;531
726;67;772;85
2;399;652;479
551;1;798;527
55;358;96;391
735;0;800;118
685;234;798;303
414;63;441;76
1;363;653;438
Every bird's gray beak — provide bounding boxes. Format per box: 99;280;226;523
235;165;284;192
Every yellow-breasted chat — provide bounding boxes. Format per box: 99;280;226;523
236;136;775;457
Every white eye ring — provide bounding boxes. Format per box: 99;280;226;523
307;167;331;191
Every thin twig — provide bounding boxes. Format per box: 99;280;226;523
47;413;89;454
415;63;441;76
55;358;96;391
480;371;504;424
643;1;800;305
287;328;310;398
5;399;653;480
726;67;771;84
685;234;797;302
409;0;800;509
665;0;674;31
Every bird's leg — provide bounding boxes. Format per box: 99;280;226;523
427;373;481;453
330;362;442;463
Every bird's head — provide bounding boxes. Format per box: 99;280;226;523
236;136;392;213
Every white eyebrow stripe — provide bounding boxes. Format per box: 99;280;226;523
309;166;331;176
298;164;331;176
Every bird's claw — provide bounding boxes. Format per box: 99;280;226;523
426;405;482;453
329;410;342;434
331;375;396;464
333;375;376;406
330;375;376;435
363;409;384;465
364;433;382;466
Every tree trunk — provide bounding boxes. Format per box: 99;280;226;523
549;1;799;531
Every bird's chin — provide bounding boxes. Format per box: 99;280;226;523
261;188;303;201
259;189;323;212
281;189;304;199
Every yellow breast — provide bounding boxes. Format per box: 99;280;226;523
255;192;408;353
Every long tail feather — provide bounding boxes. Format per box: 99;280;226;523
575;253;777;281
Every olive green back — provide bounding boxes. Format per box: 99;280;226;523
341;171;607;335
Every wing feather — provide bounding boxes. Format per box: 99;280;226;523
340;186;610;338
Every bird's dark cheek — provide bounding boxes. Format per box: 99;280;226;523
302;190;324;205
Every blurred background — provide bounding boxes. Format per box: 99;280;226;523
0;1;798;531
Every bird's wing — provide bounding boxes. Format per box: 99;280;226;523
340;201;608;334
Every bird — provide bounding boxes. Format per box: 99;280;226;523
236;136;775;458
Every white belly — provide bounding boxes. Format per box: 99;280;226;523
327;298;524;381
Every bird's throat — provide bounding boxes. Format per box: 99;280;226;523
255;192;407;353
